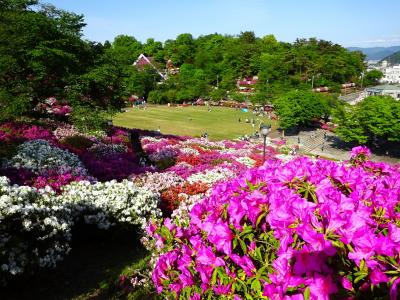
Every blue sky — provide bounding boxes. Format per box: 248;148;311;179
45;0;400;47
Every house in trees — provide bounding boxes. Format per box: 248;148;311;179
133;54;180;81
133;54;166;80
237;76;258;95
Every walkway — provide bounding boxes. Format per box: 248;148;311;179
284;129;399;164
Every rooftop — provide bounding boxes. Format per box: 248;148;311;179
367;84;400;91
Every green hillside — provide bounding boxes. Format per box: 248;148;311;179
382;50;400;64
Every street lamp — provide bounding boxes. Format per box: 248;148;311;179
260;124;271;163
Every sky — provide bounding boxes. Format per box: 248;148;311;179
45;0;400;48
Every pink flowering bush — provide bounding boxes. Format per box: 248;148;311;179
350;146;372;163
149;148;400;299
35;97;72;117
30;170;91;193
0;122;54;142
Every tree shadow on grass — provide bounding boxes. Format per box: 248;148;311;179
2;226;149;300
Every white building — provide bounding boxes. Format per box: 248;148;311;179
381;65;400;84
366;85;400;100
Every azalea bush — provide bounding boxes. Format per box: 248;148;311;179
161;182;210;212
88;142;128;157
149;148;400;299
0;177;161;284
59;180;162;229
35;97;72;117
131;171;185;193
7;140;88;176
0;177;72;285
0;122;54;142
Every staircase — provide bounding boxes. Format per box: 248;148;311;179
300;131;326;153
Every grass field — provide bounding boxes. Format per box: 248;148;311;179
114;105;278;140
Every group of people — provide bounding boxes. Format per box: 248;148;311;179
238;117;257;128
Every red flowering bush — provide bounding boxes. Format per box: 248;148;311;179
161;182;210;212
177;155;203;166
149;148;400;299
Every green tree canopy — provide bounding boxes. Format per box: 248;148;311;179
335;96;400;145
274;90;331;129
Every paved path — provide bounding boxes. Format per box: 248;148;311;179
283;129;399;164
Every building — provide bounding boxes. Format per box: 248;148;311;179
366;85;400;100
381;65;400;84
133;54;166;80
237;76;258;95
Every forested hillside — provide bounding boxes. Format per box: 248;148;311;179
1;0;365;121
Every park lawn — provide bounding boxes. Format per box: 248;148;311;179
114;105;278;140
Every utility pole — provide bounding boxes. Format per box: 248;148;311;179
360;72;365;89
216;75;219;88
311;75;315;90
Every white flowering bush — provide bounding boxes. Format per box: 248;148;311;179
7;140;88;176
0;177;73;284
0;176;161;284
88;142;128;157
131;171;184;192
235;156;256;167
53;124;81;140
58;180;162;229
186;166;235;185
170;193;206;225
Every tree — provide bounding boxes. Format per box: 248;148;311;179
107;35;142;65
0;0;92;120
335;96;400;145
364;70;384;86
274;90;330;129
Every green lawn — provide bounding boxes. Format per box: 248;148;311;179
114;105;278;140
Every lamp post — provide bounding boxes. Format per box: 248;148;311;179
260;124;271;163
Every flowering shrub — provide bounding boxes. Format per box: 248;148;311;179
350;145;372;163
53;124;80;140
149;148;400;299
88;142;128;157
0;177;72;284
321;122;337;132
59;180;161;229
149;147;179;163
7;140;88;176
0;167;36;186
186;166;235;185
30;170;90;193
161;182;209;212
131;171;184;192
0;122;53;142
0;176;161;284
80;152;148;182
35;97;72;117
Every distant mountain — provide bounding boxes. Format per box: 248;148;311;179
382;50;400;64
347;46;400;61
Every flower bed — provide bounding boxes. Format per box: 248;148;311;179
0;119;308;290
0;177;161;284
149;149;400;299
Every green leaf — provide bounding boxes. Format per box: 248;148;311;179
304;287;310;300
354;273;368;284
251;279;262;292
239;239;247;253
